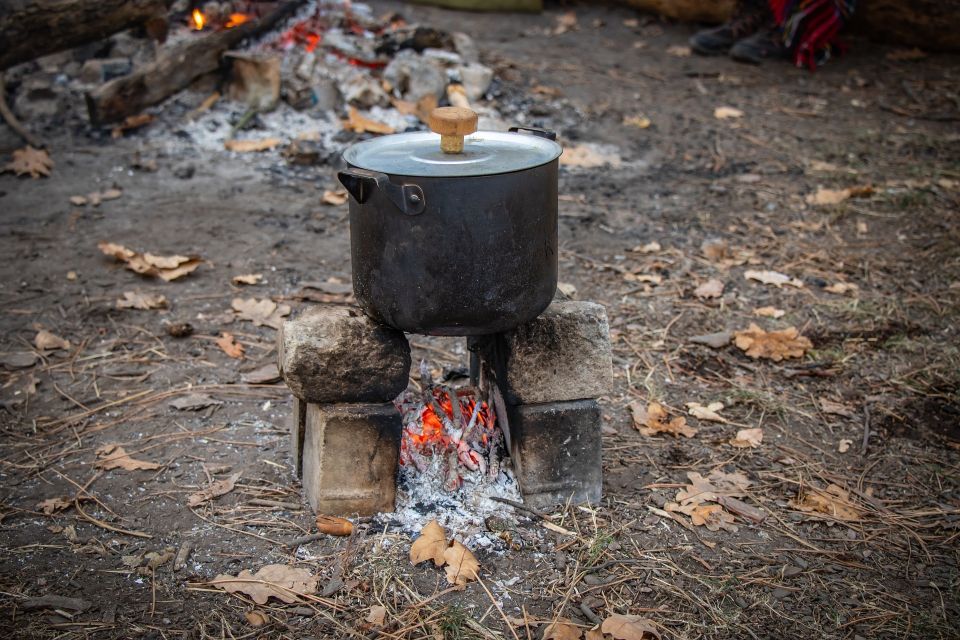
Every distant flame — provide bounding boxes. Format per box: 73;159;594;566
225;13;251;28
190;9;205;30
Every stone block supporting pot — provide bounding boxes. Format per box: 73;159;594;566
506;399;602;509
301;403;402;515
278;305;411;404
491;300;614;405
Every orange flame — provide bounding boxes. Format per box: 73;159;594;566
225;13;251;28
190;8;206;30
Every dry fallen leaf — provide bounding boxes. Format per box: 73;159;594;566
367;605;387;627
730;428;763;448
4;146;53;178
211;564;318;604
600;613;661;640
232;273;263;286
744;269;804;288
188;472;241;507
95;444;160;471
630;401;697;438
322;190;349;206
443;540;480;586
224;138;283;152
693;278;724;299
231;297;291;330
806;185;874;206
98;242;202;281
838;438;853;453
553;11;578;34
623;115;652;129
216;332;245;359
688;503;738;532
632;241;661;254
753;306;785;319
36;496;73;515
824;282;859;295
116;291;168;310
734;323;812;361
316;514;353;536
714;106;744;120
543;619;583;640
35;330;70;351
244;611;269;627
791;484;862;521
819;398;856;417
666;45;691;57
560;143;622;168
343;107;394;135
410;519;448;567
686;401;726;423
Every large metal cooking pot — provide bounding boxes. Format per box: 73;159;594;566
337;107;562;336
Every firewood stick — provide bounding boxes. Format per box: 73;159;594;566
85;0;306;125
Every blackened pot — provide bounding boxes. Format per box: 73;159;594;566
338;128;560;336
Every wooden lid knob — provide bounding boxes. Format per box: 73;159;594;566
429;107;478;154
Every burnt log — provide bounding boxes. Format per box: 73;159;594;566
85;0;306;125
0;0;171;71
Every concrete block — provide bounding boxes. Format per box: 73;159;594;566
507;399;602;509
301;403;402;515
278;306;410;404
496;301;613;404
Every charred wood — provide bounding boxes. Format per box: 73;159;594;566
85;0;306;125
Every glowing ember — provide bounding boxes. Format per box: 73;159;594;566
396;384;504;493
190;9;206;31
224;13;252;28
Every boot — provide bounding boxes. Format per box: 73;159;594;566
730;27;786;64
689;0;772;56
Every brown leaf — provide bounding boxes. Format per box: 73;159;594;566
443;540;480;586
216;332;245;359
241;363;281;384
819;398;855;418
666;45;691;57
210;564;318;604
343;107;394;135
231;297;291;330
729;428;763;448
95;444;160;471
791;484;862;521
36;496;73;514
322;190;348;206
600;613;661;639
714;106;744;120
188;472;241;507
316;514;353;536
98;242;202;281
630;401;697;438
35;330;70;351
70;195;88;206
244;611;269;627
679;503;739;532
693;278;724;299
744;269;804;288
824;282;859;295
623;115;651;129
169;393;221;411
806;185;873;206
734;323;812;361
116;291;168;310
410;519;447;567
366;605;387;626
560;143;622;168
232;273;263;285
224;138;282;152
753;306;785;319
543;618;583;640
4;146;53;178
685;401;726;423
553;11;578;34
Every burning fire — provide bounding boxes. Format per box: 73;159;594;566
190;8;205;31
225;13;251;28
398;386;501;492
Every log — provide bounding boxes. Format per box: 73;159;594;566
85;0;307;125
0;0;170;71
855;0;960;52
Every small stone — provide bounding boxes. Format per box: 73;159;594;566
277;306;410;404
383;51;447;103
689;330;733;349
458;63;493;101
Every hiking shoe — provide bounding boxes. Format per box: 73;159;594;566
690;0;771;55
730;28;786;64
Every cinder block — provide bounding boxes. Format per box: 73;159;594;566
278;306;410;404
494;301;613;404
507;399;602;509
301;403;402;515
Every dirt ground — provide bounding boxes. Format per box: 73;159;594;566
1;1;959;638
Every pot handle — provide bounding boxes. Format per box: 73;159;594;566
508;126;557;141
337;168;426;216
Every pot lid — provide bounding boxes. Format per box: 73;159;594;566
342;130;563;178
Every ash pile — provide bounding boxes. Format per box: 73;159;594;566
1;0;503;162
